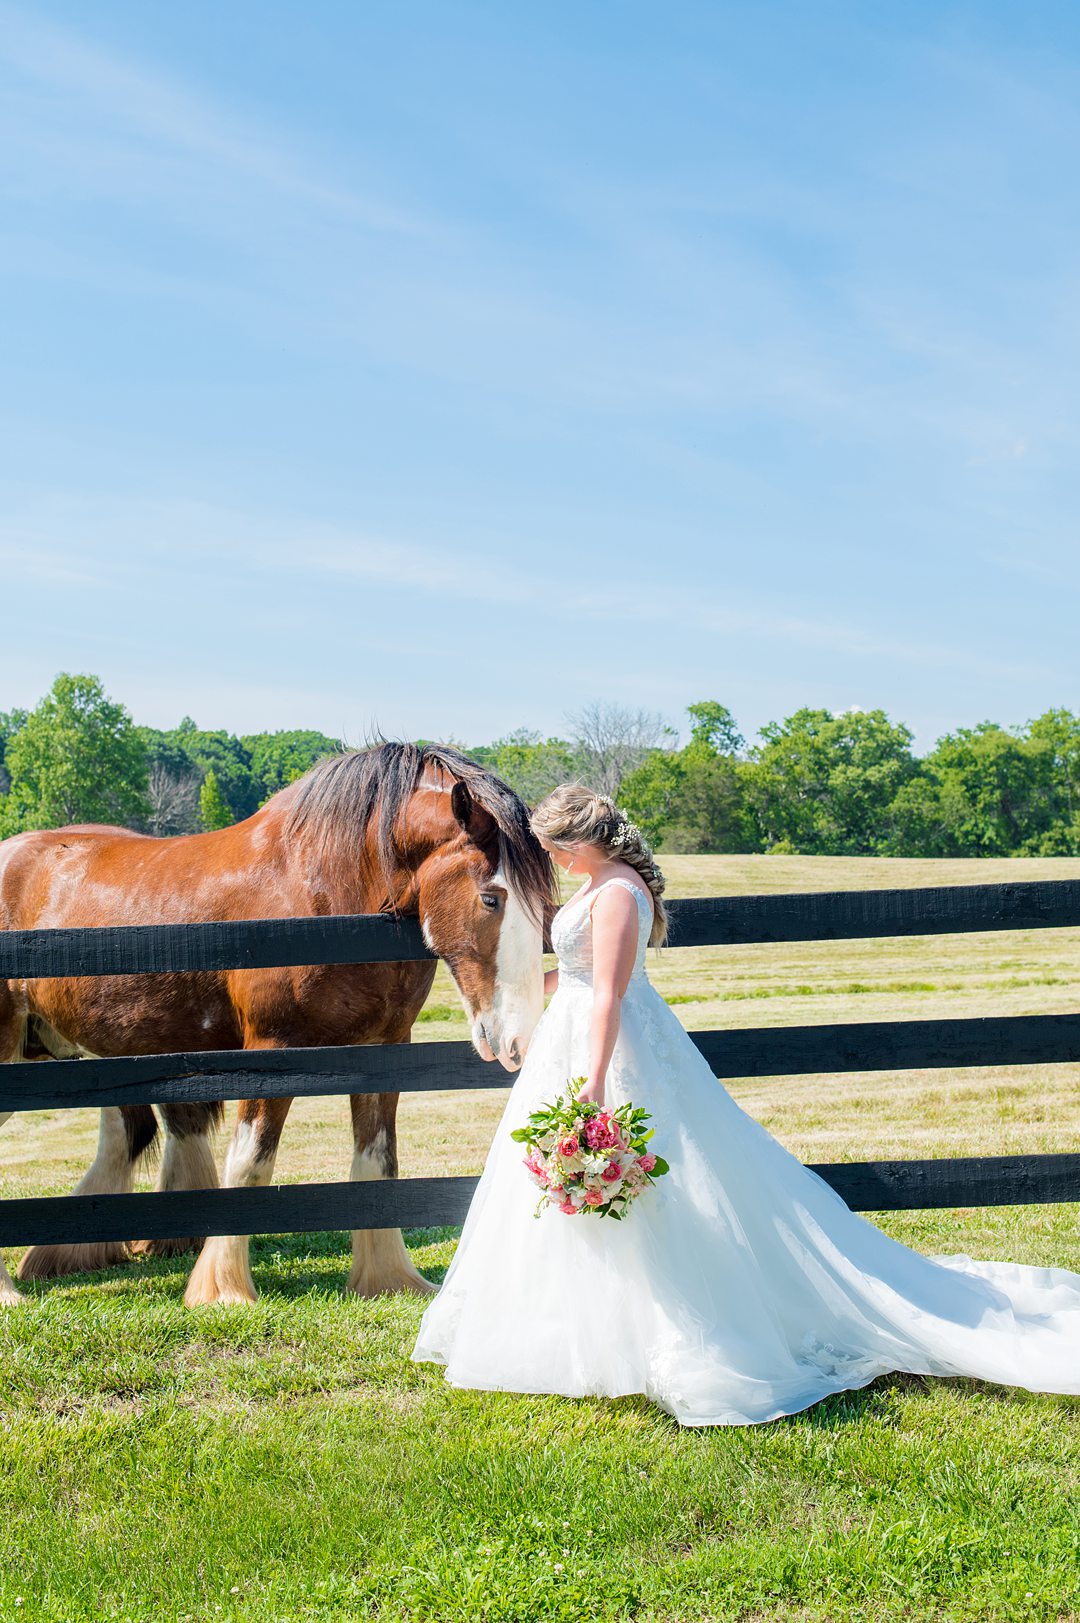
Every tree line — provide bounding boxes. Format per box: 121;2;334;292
0;675;338;839
2;675;1079;858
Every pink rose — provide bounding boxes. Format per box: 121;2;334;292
557;1134;580;1158
584;1188;605;1206
638;1153;657;1174
600;1160;623;1183
559;1199;578;1215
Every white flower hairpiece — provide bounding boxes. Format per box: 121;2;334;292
610;819;642;849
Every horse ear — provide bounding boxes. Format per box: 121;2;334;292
450;781;497;846
449;781;472;828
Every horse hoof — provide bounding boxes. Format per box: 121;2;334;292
183;1277;258;1307
17;1240;132;1280
129;1236;206;1259
182;1240;258;1306
345;1264;436;1299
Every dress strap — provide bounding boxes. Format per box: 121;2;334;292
585;875;653;920
595;875;648;904
560;874;653;922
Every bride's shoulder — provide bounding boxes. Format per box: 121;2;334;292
590;869;651;914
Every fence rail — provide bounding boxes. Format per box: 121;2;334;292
5;1013;1080;1114
5;879;1080;981
3;877;1080;1252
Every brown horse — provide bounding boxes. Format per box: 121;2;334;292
0;741;557;1307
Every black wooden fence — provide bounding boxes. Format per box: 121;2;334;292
3;878;1080;1251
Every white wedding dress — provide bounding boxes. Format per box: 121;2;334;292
412;875;1080;1426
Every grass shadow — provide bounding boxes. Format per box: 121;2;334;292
12;1226;447;1304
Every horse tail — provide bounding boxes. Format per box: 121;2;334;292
122;1104;161;1169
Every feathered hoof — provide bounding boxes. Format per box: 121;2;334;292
346;1259;436;1298
0;1279;26;1307
17;1240;132;1280
129;1235;206;1259
182;1239;258;1307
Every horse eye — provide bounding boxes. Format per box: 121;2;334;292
480;893;500;910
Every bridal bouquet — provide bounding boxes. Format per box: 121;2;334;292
510;1079;669;1219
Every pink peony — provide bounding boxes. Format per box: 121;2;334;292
600;1160;623;1183
584;1115;619;1151
584;1188;605;1206
638;1153;657;1174
559;1199;578;1215
557;1134;580;1158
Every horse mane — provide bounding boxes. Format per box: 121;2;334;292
280;739;557;921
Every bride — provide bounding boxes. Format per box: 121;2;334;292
412;785;1080;1427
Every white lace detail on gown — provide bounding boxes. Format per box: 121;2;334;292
412;874;1080;1426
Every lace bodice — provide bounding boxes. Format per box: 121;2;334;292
550;875;653;989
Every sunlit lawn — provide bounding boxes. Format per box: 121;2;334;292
3;854;1080;1620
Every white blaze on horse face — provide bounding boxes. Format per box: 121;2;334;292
484;866;544;1072
422;869;542;1069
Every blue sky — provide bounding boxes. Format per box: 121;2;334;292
2;2;1078;754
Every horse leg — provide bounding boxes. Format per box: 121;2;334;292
129;1102;223;1259
346;1088;433;1297
0;1110;23;1307
0;983;25;1302
183;1094;293;1306
17;1105;159;1281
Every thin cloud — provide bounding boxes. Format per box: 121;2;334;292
0;495;1047;685
0;4;425;235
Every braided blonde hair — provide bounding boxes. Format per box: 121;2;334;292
529;783;668;948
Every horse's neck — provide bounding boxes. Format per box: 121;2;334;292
259;802;415;917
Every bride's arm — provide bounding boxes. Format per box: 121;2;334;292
576;887;639;1108
543;966;559;996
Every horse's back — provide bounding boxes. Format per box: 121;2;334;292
0;824;146;933
0;822;275;933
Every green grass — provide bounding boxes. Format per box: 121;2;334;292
6;853;1080;1620
4;1221;1080;1623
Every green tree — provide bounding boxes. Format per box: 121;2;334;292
241;729;341;803
169;720;256;820
469;729;580;806
745;707;918;855
0;707;28;798
620;700;755;852
199;769;234;831
886;722;1055;857
1024;708;1080;854
686;700;743;756
618;748;684;846
1;674;149;834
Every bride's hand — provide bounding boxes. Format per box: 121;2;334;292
576;1076;605;1108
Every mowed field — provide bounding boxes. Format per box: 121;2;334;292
3;855;1080;1621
